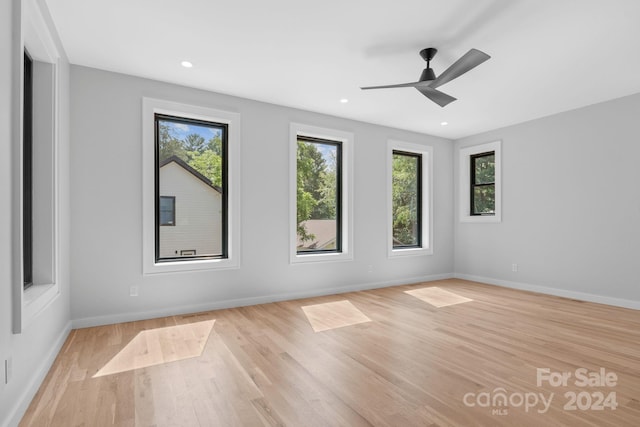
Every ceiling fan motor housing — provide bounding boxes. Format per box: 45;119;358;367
419;67;436;82
419;47;438;82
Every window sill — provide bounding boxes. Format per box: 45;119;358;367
23;283;59;328
388;247;433;258
144;257;239;274
291;251;353;264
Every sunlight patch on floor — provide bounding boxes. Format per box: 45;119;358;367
405;287;473;307
301;300;371;332
94;320;215;377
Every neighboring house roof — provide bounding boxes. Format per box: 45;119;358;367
159;155;222;193
297;219;336;249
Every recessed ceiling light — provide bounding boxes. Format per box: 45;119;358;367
181;61;193;68
441;121;448;126
340;98;349;103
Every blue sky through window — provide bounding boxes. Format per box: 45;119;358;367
317;144;336;166
167;122;221;141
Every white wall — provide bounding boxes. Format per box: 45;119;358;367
454;93;640;308
0;1;71;426
0;0;13;419
69;66;454;326
31;61;56;285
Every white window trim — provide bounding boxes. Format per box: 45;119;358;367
142;98;241;274
459;140;502;223
387;140;433;258
289;123;354;264
12;0;62;334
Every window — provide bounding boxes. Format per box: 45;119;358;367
459;140;501;223
142;98;240;274
13;0;63;333
470;152;495;215
23;50;33;290
387;140;432;257
392;151;422;248
159;196;175;226
296;136;342;254
154;114;227;262
290;123;353;263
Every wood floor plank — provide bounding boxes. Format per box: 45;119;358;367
404;286;473;307
300;300;372;332
20;279;640;426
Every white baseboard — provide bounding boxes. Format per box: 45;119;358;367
454;273;640;310
4;321;72;427
72;273;454;329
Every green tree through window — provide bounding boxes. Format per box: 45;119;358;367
470;152;495;215
296;137;341;252
392;151;421;247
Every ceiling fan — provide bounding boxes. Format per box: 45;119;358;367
361;47;490;107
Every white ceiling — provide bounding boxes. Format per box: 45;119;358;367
44;0;640;139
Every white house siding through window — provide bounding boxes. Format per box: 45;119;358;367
159;157;222;258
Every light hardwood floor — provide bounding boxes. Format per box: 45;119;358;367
20;279;640;426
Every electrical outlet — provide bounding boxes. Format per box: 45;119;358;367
367;265;373;273
512;263;518;272
130;286;139;297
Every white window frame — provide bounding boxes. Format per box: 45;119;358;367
289;123;353;264
142;98;241;274
387;140;433;258
12;0;62;333
459;140;502;223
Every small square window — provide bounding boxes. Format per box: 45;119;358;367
159;196;175;226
